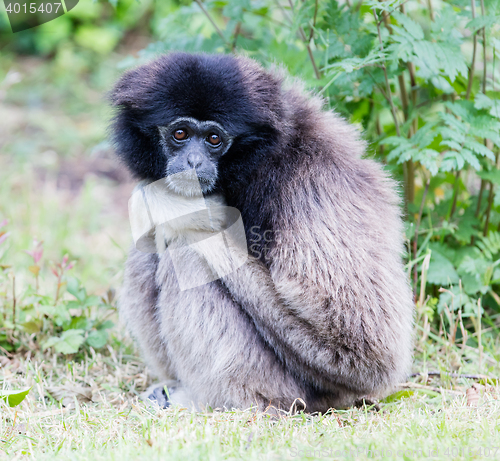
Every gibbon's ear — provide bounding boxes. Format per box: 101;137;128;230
108;65;156;109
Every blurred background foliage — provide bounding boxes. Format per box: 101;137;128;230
0;0;499;376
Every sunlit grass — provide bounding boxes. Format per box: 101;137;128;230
1;353;500;460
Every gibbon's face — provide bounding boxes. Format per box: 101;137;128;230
110;53;282;196
158;117;234;196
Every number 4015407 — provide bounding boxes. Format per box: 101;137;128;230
5;3;62;14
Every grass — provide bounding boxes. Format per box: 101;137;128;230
1;55;500;461
1;354;500;460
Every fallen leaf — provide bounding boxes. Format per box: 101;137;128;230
46;385;94;407
466;384;484;406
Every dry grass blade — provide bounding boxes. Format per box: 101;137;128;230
399;382;463;395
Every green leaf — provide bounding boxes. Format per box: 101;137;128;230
412;41;467;82
461;148;481;170
67;316;90;331
381;389;415;403
58;330;85;354
97;320;114;331
364;0;406;12
457;252;496;295
66;300;82;310
474;93;493;110
434;43;468;81
84;296;102;307
74;26;122;55
20;320;42;334
43;330;85;355
440;140;462;151
455;217;480;243
42;336;61;350
466;16;497;34
441;151;465;171
66;276;87;303
86;330;108;349
0;388;31;407
476;232;500;259
463;139;495;161
437;286;475;314
477;169;500;185
393;11;424;40
427;251;459;286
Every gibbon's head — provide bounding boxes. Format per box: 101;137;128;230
109;53;283;196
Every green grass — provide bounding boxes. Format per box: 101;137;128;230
1;353;499;461
1;55;500;461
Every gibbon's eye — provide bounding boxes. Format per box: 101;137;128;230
173;129;188;141
207;133;221;146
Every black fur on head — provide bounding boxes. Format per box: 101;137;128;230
109;53;284;192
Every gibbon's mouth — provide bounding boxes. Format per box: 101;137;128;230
164;169;216;197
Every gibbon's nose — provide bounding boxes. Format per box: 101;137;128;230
187;153;203;169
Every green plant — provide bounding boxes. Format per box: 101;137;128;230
0;387;31;407
0;223;116;356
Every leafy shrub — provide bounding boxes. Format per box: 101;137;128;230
0;227;116;357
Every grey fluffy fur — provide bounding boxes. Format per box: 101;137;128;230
114;53;414;413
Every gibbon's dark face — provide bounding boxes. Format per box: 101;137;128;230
158;116;233;195
109;53;282;196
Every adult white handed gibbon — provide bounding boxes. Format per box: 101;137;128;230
110;53;414;413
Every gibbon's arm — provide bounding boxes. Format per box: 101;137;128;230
210;158;413;396
120;249;177;381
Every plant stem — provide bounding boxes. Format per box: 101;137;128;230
231;22;241;52
277;0;322;80
194;0;229;47
400;3;417;110
475;180;486;217
288;0;322;80
397;72;415;203
477;298;483;371
55;275;62;303
406;160;415;203
483;150;499;236
448;170;461;220
400;3;417;205
476;0;490;237
413;178;430;301
480;0;487;93
305;41;322;80
465;0;477;100
309;0;318;42
472;178;486;243
12;273;16;327
376;115;384;156
483;182;494;236
373;9;400;137
273;0;292;23
427;0;435;21
398;74;409;117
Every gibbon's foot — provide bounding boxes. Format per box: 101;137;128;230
143;382;199;410
353;398;381;412
144;383;177;409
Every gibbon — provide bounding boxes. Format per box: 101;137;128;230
109;53;414;413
